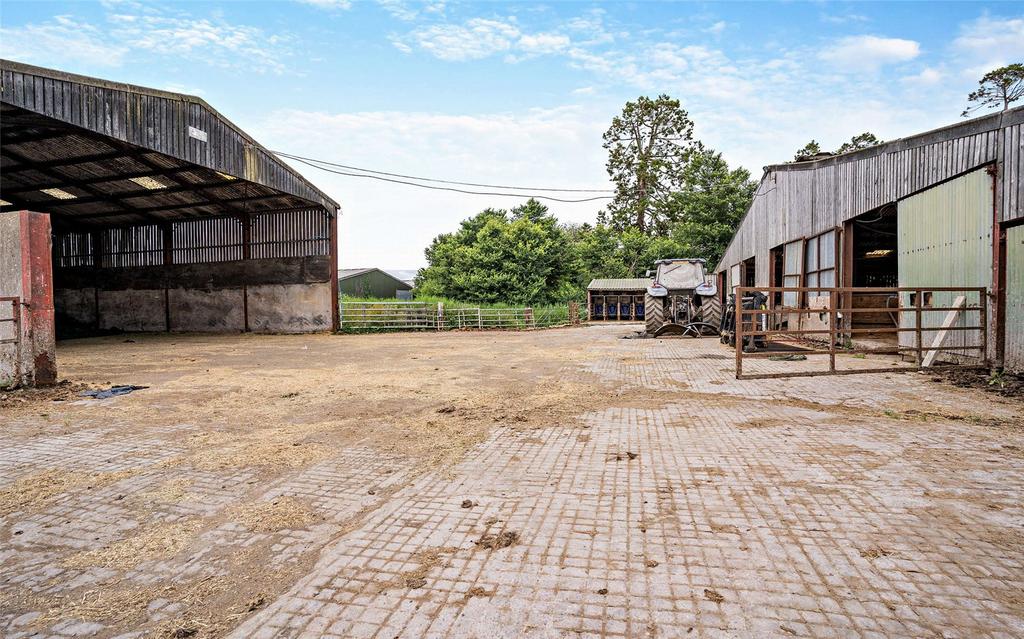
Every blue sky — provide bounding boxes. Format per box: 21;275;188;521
2;1;1022;269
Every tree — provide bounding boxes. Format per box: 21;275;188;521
415;199;580;305
793;140;822;161
836;132;883;154
963;64;1024;117
664;148;756;266
601;95;698;234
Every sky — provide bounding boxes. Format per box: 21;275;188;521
2;1;1022;270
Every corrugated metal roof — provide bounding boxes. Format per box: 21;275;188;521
339;267;413;289
339;268;377;280
587;278;651;291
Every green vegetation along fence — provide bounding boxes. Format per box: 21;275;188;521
339;301;583;333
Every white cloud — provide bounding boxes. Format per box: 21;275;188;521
0;8;293;73
564;9;615;46
517;33;570;55
405;18;521;61
0;15;128;67
820;13;870;25
376;0;446;21
297;0;352;9
704;21;728;36
901;67;943;86
572;86;596;95
254;107;611;268
819;35;920;72
953;14;1024;70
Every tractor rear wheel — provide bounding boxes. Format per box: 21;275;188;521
701;295;722;330
645;294;663;336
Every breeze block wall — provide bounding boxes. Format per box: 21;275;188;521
52;210;335;336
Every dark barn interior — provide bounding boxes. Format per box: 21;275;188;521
1;60;340;336
848;204;899;341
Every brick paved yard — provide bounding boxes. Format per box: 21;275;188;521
2;324;1022;638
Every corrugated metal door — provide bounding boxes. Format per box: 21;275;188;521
897;168;992;358
1005;225;1024;372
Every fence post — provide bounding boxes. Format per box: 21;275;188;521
735;290;743;379
437;302;444;331
915;288;923;366
979;287;988;367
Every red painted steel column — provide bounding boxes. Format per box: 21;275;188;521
18;211;57;385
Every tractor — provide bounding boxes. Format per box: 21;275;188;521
644;258;722;337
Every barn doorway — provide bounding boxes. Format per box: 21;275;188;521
741;256;756;287
847;204;899;346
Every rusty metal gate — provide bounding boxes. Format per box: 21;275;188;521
734;286;988;380
0;297;21;389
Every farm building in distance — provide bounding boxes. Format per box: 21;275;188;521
339;267;413;299
0;60;340;384
587;277;651;321
714;106;1023;372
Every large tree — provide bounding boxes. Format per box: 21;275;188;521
836;132;884;154
664;148;756;266
601;95;698;234
793;140;822;161
415;199;579;305
962;64;1024;117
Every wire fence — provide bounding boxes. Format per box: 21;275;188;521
340;302;583;333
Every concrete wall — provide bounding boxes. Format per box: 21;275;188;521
54;255;333;335
1;211;57;387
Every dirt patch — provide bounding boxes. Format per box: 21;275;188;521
859;547;894;559
737;417;787;430
703;588;725;603
709;521;741;535
186;428;332;472
0;379;96;409
0;468;137;515
931;368;1024;398
476;531;520;549
64;519;202;569
136;478;194;504
233;497;321;533
376;546;459;593
464;586;495;600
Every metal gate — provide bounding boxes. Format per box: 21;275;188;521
734;286;988;380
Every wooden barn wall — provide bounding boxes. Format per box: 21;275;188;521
716;108;1024;287
0;64;336;211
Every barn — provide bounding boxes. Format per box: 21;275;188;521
587;278;651;321
339;268;414;299
714;106;1023;372
0;60;340;385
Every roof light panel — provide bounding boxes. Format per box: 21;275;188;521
129;176;169;190
41;188;77;200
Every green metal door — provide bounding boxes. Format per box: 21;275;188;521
897;169;991;361
1005;225;1024;372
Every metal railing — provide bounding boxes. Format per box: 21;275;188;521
734;286;988;380
339;302;582;333
1;297;21;389
340;302;441;331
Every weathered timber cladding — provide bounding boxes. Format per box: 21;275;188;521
0;60;337;212
55;256;332;291
717;107;1024;285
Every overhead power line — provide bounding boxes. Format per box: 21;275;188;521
272;151;614;203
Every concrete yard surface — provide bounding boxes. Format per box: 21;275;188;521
1;324;1022;638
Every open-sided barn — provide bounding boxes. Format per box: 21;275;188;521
714;106;1023;372
0;60;340;385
